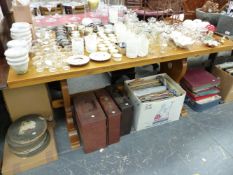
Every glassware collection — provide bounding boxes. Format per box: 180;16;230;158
6;1;228;75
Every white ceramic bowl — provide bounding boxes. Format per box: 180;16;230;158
7;40;28;48
10;27;31;33
6;55;29;63
11;31;31;38
11;34;32;41
12;22;31;30
8;59;29;75
4;47;28;58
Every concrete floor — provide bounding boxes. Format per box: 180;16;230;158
17;102;233;175
4;64;233;175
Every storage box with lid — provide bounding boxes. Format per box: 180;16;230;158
124;73;186;131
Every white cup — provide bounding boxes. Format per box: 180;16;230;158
72;37;84;55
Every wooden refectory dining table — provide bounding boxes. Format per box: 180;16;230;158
7;14;233;149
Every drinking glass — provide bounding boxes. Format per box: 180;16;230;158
72;37;84;55
159;33;169;54
109;6;118;24
88;0;100;17
85;34;97;53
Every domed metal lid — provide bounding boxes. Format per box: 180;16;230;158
6;114;47;145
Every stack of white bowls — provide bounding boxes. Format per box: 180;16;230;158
10;22;32;49
5;41;30;75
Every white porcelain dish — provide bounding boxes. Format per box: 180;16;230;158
89;52;111;62
67;55;90;66
112;53;122;61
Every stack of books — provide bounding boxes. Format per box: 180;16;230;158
181;68;221;111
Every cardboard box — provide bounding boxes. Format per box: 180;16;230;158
212;65;233;103
3;84;54;122
125;74;186;131
12;4;36;40
1;126;58;175
13;5;33;24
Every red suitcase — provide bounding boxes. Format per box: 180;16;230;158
73;92;107;153
106;85;134;136
95;89;121;145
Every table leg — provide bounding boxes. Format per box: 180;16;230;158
207;52;218;71
160;58;188;83
60;80;80;149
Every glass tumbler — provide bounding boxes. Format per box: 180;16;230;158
72;37;84;55
85;34;97;53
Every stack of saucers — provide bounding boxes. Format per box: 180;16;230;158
10;22;32;49
4;47;29;74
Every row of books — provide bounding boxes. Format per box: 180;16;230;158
181;68;221;111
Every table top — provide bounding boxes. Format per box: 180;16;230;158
7;37;233;89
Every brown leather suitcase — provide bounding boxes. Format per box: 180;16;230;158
95;89;121;145
73;92;107;153
106;85;134;136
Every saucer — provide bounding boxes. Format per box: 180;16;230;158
89;52;111;62
67;55;90;66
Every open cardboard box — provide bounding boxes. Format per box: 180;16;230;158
212;65;233;103
12;4;36;39
3;84;54;122
124;73;186;131
1;125;58;175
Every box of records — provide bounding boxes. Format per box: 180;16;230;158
212;62;233;103
124;74;186;131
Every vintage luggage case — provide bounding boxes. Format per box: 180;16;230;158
95;89;121;145
106;85;134;136
73;92;107;153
